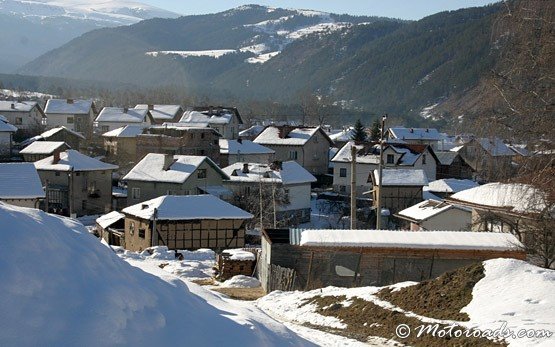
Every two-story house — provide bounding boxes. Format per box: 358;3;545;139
134;104;184;124
0;115;17;157
44;99;95;135
95;107;154;133
387;127;442;149
0;101;46;132
178;107;243;139
253;125;334;176
219;139;274;167
123;153;230;206
34;150;118;217
458;138;515;182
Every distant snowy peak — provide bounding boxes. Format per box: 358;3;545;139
0;0;180;25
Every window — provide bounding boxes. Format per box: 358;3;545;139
213;140;218;145
197;169;207;179
138;229;145;239
314;136;318;143
131;188;140;200
387;154;395;164
422;154;427;164
129;222;135;235
15;117;23;125
289;151;298;160
101;126;109;133
201;133;205;139
82;200;87;210
190;133;195;139
244;186;251;195
339;168;347;177
166;190;177;195
75;172;81;176
339;185;346;193
67;117;74;124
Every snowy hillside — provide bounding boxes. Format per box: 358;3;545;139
0;203;310;346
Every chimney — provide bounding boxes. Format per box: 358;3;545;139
10;103;15;109
278;125;294;139
53;151;61;164
425;128;429;132
409;128;414;133
141;204;149;210
270;160;282;171
148;104;154;110
242;163;249;173
237;138;243;144
123;107;128;113
67;98;74;104
163;154;175;171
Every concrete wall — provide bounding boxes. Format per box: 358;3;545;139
332;161;376;196
124;216;246;252
126;160;225;206
46;111;93;134
0;198;39;208
223;152;273;167
420;208;471;231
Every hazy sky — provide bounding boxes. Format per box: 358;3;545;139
142;0;497;20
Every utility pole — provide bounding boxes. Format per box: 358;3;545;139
350;145;357;230
259;178;264;231
272;182;277;228
376;114;387;229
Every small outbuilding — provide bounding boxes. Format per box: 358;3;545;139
395;199;472;231
0;163;45;208
20;141;70;162
121;195;253;252
96;211;125;246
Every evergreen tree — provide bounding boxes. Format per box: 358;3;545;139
370;119;381;141
350;119;367;143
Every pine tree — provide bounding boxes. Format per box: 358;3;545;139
350;119;367;143
370;119;381;141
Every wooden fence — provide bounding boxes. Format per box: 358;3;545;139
267;264;297;292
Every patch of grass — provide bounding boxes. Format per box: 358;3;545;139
304;295;505;346
212;287;266;301
191;278;215;286
377;262;485;321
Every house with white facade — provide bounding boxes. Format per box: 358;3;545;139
134;104;184;124
0;101;46;131
219;138;274;167
44;99;95;134
123;153;230;206
0;115;17;157
95;107;154;133
0;163;45;208
179;107;243;139
396;199;472;231
253;125;334;176
222;161;316;224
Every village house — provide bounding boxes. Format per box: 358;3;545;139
179;107;243;139
458;137;515;181
135;125;221;163
22;126;86;151
426;178;479;199
238;124;265;140
370;168;428;214
34;150;118;217
0;115;17;158
222;161;317;224
219;138;274;167
102;125;145;170
20;141;70;162
332;141;437;196
0;163;45;208
435;150;474;179
446;182;549;236
95;107;154;133
253;125;334;176
95;211;125;246
44;99;95;135
134;104;184;124
123;153;230;206
387;127;442;149
259;229;524;292
329;127;355;148
0;101;46;132
395;199;472;231
121;195;253;251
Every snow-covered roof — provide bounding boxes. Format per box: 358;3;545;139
388;127;441;141
41;126;86;140
299;229;522;251
329;127;354;142
477;138;514;157
253;126;322;146
0;100;38;112
20;141;67;155
507;144;529;157
397;200;468;222
96;107;149;123
96;211;125;229
423;187;442;201
102;125;145;138
222;161;316;185
427;179;479;194
34;150;118;172
122;195;253;221
435;151;459;165
179;110;233;126
0;116;17;132
0;163;45;199
372;169;428;186
221;249;256;261
219;139;274;155
135;104;182;121
123;153;227;183
389;145;422;166
44;99;93;115
239;125;264;137
331;141;379;164
448;183;547;214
